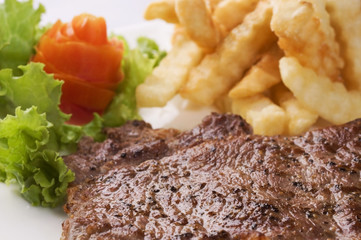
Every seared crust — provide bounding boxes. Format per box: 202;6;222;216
62;114;361;239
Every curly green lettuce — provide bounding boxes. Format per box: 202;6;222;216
0;107;75;207
0;0;45;75
0;63;103;207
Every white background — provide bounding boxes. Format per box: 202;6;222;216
33;0;155;29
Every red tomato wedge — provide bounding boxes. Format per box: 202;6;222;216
33;13;124;124
60;98;102;125
33;50;119;91
72;14;108;45
37;35;122;85
57;72;115;111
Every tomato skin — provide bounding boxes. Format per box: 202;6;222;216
33;50;120;91
33;14;123;124
59;98;103;125
38;35;122;85
72;14;108;45
57;72;115;110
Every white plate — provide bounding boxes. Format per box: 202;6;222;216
0;5;216;240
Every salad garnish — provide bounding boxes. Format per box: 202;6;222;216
0;0;166;207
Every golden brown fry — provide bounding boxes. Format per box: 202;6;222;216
271;0;344;81
144;0;178;24
136;32;204;107
272;84;318;135
232;94;287;136
205;0;224;13
170;25;188;45
280;57;361;125
141;0;361;136
326;0;361;90
213;0;258;32
229;44;283;99
175;0;221;50
181;0;276;105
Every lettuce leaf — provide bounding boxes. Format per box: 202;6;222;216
0;63;81;206
0;107;75;207
0;62;81;149
0;0;45;75
102;37;166;127
137;36;167;67
0;63;67;124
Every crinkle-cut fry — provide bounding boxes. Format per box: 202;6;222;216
270;0;344;81
213;0;259;32
205;0;224;13
144;0;178;24
229;44;283;99
326;0;361;90
232;94;287;136
171;25;189;45
280;57;361;125
272;84;318;135
136;33;204;108
175;0;221;51
181;0;276;105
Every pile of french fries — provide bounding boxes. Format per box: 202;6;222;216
136;0;361;136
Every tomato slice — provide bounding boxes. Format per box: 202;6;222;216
37;35;122;85
58;72;115;111
60;98;102;125
72;14;108;45
33;50;120;91
33;13;125;125
33;51;116;111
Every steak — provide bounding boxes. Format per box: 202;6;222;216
62;113;361;240
64;113;252;185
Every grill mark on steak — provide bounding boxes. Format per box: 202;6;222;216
62;113;361;240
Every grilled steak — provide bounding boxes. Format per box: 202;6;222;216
62;113;361;240
64;113;252;185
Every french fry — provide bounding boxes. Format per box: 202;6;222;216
175;0;221;50
326;0;361;90
144;0;178;24
213;0;258;32
229;44;283;99
272;84;318;135
136;31;204;107
205;0;224;12
181;0;276;105
280;57;361;125
141;0;361;136
271;0;344;81
232;94;287;136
